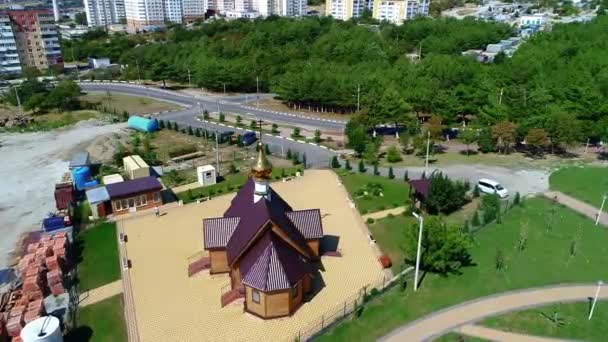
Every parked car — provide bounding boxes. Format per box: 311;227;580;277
241;131;257;146
477;178;509;198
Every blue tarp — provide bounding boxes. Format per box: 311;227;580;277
128;116;158;132
43;217;65;232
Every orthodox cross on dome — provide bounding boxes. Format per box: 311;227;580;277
251;118;272;183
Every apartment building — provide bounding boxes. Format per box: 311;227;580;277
84;0;126;28
164;0;184;23
124;0;164;32
326;0;370;20
182;0;207;22
6;9;62;70
0;14;21;74
372;0;428;24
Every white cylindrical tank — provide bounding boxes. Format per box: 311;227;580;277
21;316;63;342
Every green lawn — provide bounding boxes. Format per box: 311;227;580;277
337;171;409;214
434;333;488;341
481;301;608;341
550;166;608;207
318;198;608;341
177;166;303;204
77;222;120;291
75;294;127;342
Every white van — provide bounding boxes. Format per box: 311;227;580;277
477;178;509;198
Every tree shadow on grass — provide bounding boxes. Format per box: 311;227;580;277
64;325;93;342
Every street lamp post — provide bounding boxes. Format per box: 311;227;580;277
596;194;607;226
412;212;424;292
589;281;603;320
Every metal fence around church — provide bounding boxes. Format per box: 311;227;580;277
291;267;414;342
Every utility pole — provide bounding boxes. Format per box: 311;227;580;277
596;194;607;226
215;130;220;177
187;69;191;88
136;59;142;84
198;102;208;141
412;212;424;292
256;75;260;109
424;131;430;175
356;84;360;112
499;88;504;105
589;281;603;320
14;86;22;116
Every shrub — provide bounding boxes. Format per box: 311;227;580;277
250;120;257;129
271;123;279;134
236;115;242;124
173;122;179;131
219;113;225;122
345;159;352;171
386;146;403;163
229;162;237;174
331;156;341;168
387;213;395;218
366;218;375;224
158;120;165;129
203;110;210;119
425;172;469;215
292;152;300;165
194;128;201;137
187;126;193;135
513;192;521;206
292;127;302;138
265;144;271;155
373;163;379;176
313;129;322;143
358;160;366;173
286;149;292;159
473;185;480;198
403;170;409;182
482;194;501;223
388;166;395;179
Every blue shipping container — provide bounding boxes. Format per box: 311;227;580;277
128;116;158;132
71;166;91;191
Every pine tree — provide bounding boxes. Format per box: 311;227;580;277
159;120;165;129
286;149;292;160
188;126;194;135
265;144;271;155
513;192;521;206
345;159;352;171
331;156;340;168
166;121;172;129
473;185;480;198
358;160;365;173
404;170;409;182
388;166;395;179
373;163;379;176
302;153;307;168
195;128;201;137
173;122;179;131
293;152;300;165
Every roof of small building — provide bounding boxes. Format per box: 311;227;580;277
85;186;110;204
106;176;162;198
409;179;430;199
102;174;124;185
203;217;240;249
286;209;323;240
197;165;216;172
69;152;90;168
241;231;309;292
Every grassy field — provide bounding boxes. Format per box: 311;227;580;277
481;301;608;341
81;92;181;115
337;171;410;214
549;166;608;207
318;198;608;341
434;333;488;341
77;222;120;291
74;294;127;342
176;166;303;204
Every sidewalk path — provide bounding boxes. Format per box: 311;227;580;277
380;283;607;342
79;280;123;307
543;191;608;226
457;324;575;342
362;206;406;221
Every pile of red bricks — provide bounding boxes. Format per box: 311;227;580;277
2;232;69;340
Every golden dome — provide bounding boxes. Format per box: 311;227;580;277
251;142;272;180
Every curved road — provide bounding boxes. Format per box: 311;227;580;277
379;283;607;342
78;81;346;131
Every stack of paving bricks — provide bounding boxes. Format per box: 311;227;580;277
6;303;25;339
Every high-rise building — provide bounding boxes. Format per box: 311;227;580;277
6;9;62;70
124;0;164;32
326;0;371;21
182;0;206;22
164;0;183;23
372;0;429;24
0;14;21;74
84;0;126;28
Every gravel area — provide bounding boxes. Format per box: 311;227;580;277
0;121;126;267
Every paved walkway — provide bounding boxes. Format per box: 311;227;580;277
380;283;608;342
543;191;608;226
79;280;123;307
457;324;574;342
362;206;406;221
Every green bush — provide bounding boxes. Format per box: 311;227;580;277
366;218;375;224
386;146;403;163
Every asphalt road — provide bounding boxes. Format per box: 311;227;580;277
155;108;336;169
78;81;346;131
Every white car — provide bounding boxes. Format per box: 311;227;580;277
477;178;509;198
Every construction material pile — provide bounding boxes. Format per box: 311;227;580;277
3;233;70;339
